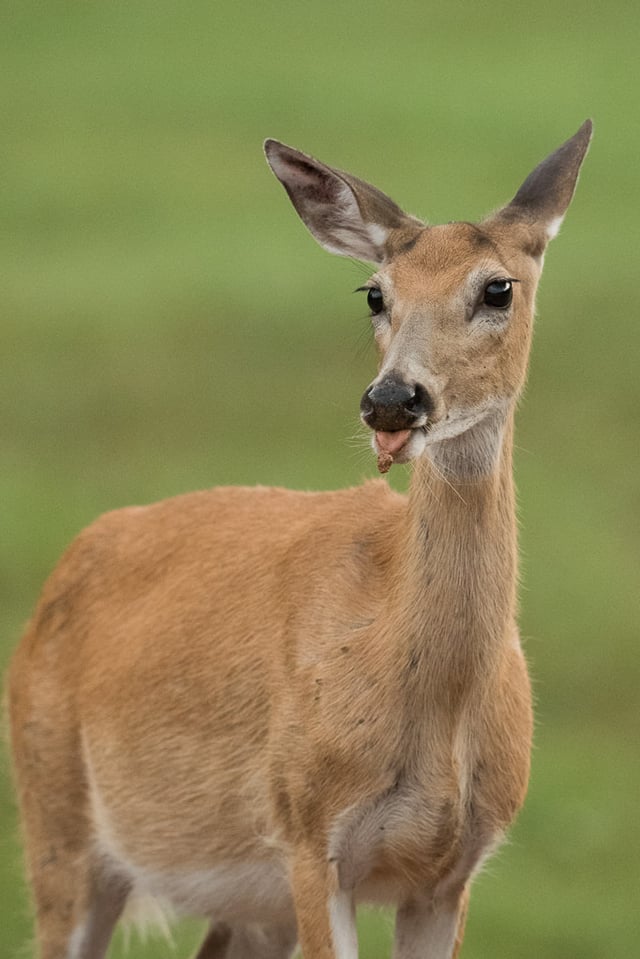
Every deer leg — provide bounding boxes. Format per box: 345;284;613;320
393;886;469;959
194;921;297;959
63;870;130;959
291;848;357;959
25;841;128;959
10;705;129;959
193;922;232;959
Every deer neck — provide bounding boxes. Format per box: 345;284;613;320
397;410;518;700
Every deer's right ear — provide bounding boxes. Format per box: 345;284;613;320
264;139;423;265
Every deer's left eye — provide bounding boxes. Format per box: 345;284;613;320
483;280;513;309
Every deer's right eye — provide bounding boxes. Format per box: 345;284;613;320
366;287;385;315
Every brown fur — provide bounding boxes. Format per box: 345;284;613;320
7;122;591;959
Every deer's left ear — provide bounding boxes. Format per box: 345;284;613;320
264;139;424;265
492;119;593;246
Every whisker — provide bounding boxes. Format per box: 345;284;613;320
343;424;373;451
421;466;444;508
514;443;533;456
428;457;468;506
353;321;374;362
348;257;374;278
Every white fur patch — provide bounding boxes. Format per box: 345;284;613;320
121;894;175;945
67;920;88;959
329;891;358;959
546;215;564;240
365;222;391;248
108;860;293;936
425;403;509;478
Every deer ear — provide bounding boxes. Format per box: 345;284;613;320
495;119;593;245
264;139;423;265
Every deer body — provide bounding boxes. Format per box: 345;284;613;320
7;123;591;959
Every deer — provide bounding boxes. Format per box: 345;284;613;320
6;120;591;959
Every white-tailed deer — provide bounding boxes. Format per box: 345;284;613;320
7;121;591;959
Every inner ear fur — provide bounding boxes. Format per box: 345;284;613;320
264;139;424;264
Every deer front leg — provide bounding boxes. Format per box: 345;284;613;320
393;886;469;959
291;847;358;959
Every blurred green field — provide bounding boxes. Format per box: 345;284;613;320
1;1;638;957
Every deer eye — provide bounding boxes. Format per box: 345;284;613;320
366;287;385;315
483;279;513;309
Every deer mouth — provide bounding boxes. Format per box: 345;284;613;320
373;427;429;472
375;429;413;456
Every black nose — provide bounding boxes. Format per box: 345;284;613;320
360;375;432;432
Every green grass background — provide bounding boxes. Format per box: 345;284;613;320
1;1;638;957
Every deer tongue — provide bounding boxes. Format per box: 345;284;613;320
375;429;412;455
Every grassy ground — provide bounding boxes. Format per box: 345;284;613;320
1;1;638;956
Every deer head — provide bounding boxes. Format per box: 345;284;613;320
265;122;591;478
